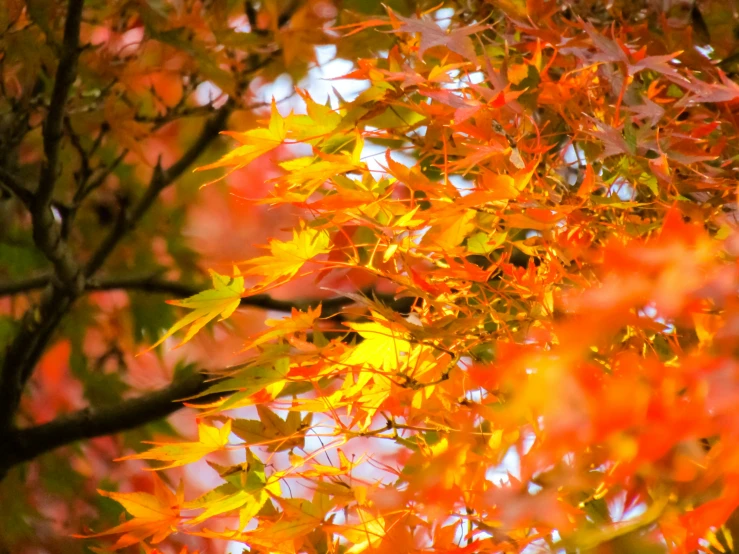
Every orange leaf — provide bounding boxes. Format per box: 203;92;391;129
78;474;182;550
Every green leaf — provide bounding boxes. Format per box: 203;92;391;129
467;231;506;255
230;407;311;452
623;122;638;155
196;362;289;399
149;267;244;349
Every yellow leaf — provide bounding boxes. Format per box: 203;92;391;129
230;407;310;452
196;99;286;180
693;312;722;347
507;63;529;85
276;150;364;200
341;318;411;372
244;223;331;288
382;243;399;263
189;489;268;527
288;90;342;142
148;267;244;350
242;305;321;352
425;209;476;251
395;205;423;227
237;507;322;550
118;420;232;469
344;508;386;554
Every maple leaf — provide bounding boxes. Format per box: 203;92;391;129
628;52;683;79
268;134;367;202
389;10;487;62
196;100;286;180
149;267;244;349
184;451;279;529
341;317;412;372
679;70;739;104
188;361;291;410
342;508;386;554
628;96;665;127
242;305;321;352
579;115;629;158
244;223;331;289
79;473;182;550
292;448;360;478
232;496;327;551
230;405;312;452
288;89;343;143
118;420;232;469
423;209;476;252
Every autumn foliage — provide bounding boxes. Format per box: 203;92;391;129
5;0;739;553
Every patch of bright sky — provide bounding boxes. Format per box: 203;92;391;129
521;533;565;554
562;144;583;167
465;71;486;85
435;7;455;30
485;430;536;485
638;302;675;333
441;69;486;90
695;44;714;58
450;174;475;195
464;387;486;404
301;44;370;108
609;177;635;201
195;81;225;107
609;490;648;522
486;446;520;485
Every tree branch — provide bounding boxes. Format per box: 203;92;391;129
0;166;34;207
32;0;85;290
87;275;369;314
1;371;217;470
37;0;84;207
0;272;393;316
0;275;51;295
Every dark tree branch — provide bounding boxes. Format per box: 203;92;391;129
77;149;128;203
37;0;84;207
32;0;85;290
0;166;74;221
1;371;216;471
88;276;380;315
0;166;34;207
0;275;51;296
0;272;386;316
0;288;411;474
64;115;91;185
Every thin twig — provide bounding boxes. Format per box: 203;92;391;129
75;149;128;204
